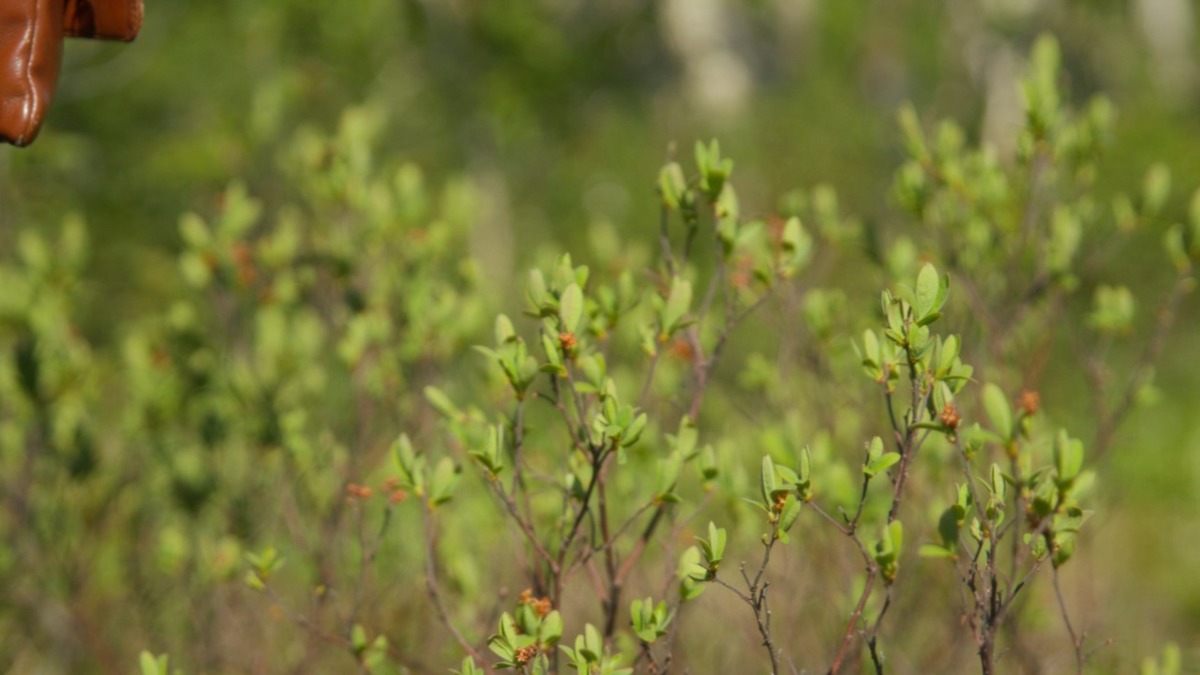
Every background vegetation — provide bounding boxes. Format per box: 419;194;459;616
1;1;1198;673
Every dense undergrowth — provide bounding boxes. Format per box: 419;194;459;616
2;36;1197;675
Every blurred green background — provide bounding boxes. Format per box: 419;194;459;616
1;0;1199;672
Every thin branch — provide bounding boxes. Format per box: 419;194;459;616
486;475;558;577
637;348;664;408
560;445;611;575
348;501;393;630
865;585;893;675
1052;566;1085;675
659;204;677;279
598;457;621;638
828;564;877;675
420;505;480;662
1094;270;1194;457
568;499;656;575
714;536;782;675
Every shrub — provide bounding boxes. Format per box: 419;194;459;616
0;34;1195;674
349;35;1193;675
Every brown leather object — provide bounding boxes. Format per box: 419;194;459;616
1;0;64;146
64;0;141;41
1;0;141;147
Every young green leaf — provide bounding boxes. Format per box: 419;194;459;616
658;162;687;210
760;455;778;506
982;384;1012;438
541;610;564;646
559;283;584;334
914;263;940;319
662;277;692;336
495;314;516;344
429;457;461;506
424;386;462;420
1054;429;1085;487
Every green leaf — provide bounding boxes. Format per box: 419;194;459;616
671;419;699;458
982;384;1012;437
780;216;813;276
919;544;956;559
696;139;732;198
889;520;904;555
936;335;960;375
472;344;501;363
559;283;584;334
698;522;726;570
694;140;710;177
578;353;606;387
678;547;708;598
778;493;802;534
1054;430;1084;487
429;457;461;506
244;570;264;591
662;277;692;335
424;386;461;420
1190;188;1200;232
655;452;683;496
939;504;964;546
488;635;515;661
392;434;425;493
528;269;549;310
455;656;485;675
1142;163;1171;216
351;624;368;653
914;262;939;319
990;463;1006;500
1048;207;1082;273
495;314;516;344
541;610;564;646
584;624;603;660
179;213;211;248
862;330;881;365
1164;224;1191;271
760;456;777;506
867;436;883;462
897;103;928;160
797;446;811;483
622;412;648;447
658;162;687;210
139;651;164;675
873;452;901;475
1089;285;1136;333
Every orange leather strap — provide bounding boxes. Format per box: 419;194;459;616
1;0;65;146
65;0;142;42
1;0;141;147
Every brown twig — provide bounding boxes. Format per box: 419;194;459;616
713;536;783;675
1093;270;1195;457
420;505;480;662
1052;566;1085;675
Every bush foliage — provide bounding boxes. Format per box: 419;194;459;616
2;35;1197;675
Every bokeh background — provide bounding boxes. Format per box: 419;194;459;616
1;0;1199;672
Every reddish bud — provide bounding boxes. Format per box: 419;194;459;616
558;331;577;352
1019;390;1041;416
940;403;961;430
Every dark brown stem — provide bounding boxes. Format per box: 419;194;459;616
598;457;621;638
487;476;558;584
865;586;893;675
828;564;877;675
715;536;782;674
